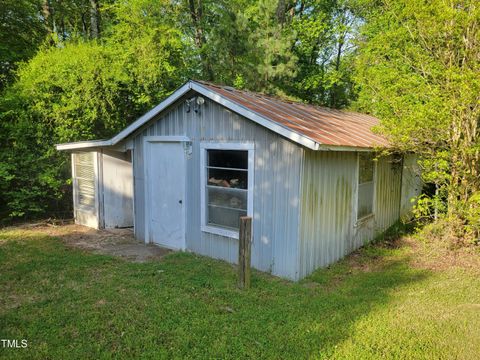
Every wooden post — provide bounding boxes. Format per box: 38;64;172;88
238;216;252;289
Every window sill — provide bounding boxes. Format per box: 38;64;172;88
201;225;239;239
355;213;374;227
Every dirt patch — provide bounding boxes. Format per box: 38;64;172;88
345;252;376;272
323;231;480;277
345;227;480;274
14;222;172;262
404;235;480;273
1;293;44;313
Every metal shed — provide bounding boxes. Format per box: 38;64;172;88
57;80;422;280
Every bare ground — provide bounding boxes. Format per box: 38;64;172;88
349;231;480;274
404;235;480;272
6;221;171;262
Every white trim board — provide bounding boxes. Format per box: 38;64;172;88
143;136;190;142
57;140;111;151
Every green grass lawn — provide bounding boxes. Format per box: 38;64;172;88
1;227;479;359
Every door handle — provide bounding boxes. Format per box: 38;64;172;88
179;200;183;204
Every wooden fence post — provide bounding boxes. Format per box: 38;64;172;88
238;216;252;289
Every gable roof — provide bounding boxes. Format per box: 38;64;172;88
56;80;388;151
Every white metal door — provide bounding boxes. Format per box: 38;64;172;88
145;140;186;249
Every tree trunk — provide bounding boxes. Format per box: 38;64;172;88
90;0;100;39
276;0;286;24
188;0;213;80
188;0;204;48
330;34;344;107
81;13;88;36
42;0;57;45
42;0;53;34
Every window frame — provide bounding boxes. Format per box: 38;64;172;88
356;152;376;222
200;142;254;239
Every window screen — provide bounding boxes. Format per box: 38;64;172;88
74;152;95;208
357;153;375;219
205;150;248;230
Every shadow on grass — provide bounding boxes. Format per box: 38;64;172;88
0;229;430;359
227;246;429;358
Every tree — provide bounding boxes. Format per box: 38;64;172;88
107;0;189;110
90;0;100;39
355;0;480;240
177;0;299;94
0;0;189;220
286;0;362;108
0;0;47;89
245;0;298;93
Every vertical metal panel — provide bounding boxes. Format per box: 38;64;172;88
299;151;357;278
299;153;404;279
374;155;403;230
133;134;145;240
400;154;423;218
102;150;134;228
132;97;303;280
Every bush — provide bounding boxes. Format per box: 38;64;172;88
0;15;188;221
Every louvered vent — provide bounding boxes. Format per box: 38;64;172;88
74;152;95;208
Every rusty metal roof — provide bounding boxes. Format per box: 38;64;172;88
196;81;388;149
57;80;388;151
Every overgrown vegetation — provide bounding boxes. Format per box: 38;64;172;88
1;0;480;243
1;226;479;358
355;0;480;242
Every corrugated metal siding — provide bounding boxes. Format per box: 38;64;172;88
374;155;403;230
299;151;357;278
132;96;303;280
101;150;134;228
299;153;403;279
400;154;423;218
